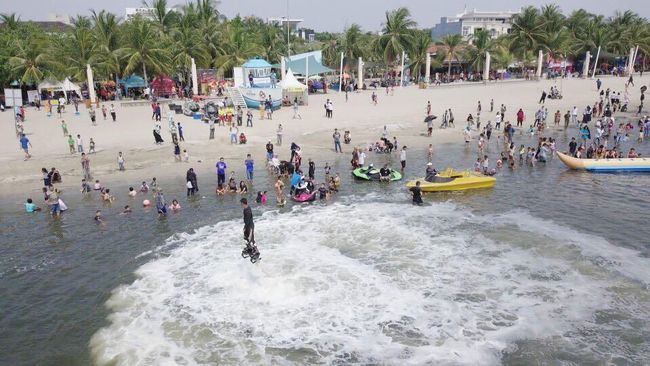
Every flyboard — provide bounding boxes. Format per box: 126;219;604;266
241;231;261;263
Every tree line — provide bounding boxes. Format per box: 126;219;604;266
0;2;648;87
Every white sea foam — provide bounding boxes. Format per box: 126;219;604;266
90;201;650;365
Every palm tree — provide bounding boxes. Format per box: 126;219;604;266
119;16;170;82
171;22;209;83
492;44;515;72
341;24;364;66
407;30;432;81
320;33;340;67
142;0;178;34
8;39;50;84
215;24;262;75
91;10;123;80
57;17;96;81
0;13;21;31
259;25;285;64
437;33;464;78
375;7;416;64
508;6;545;59
465;29;493;72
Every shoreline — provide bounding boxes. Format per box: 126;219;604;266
2;76;647;202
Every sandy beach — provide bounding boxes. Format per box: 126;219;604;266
3;76;643;200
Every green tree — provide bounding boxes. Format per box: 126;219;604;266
215;23;262;75
406;30;433;80
375;7;416;64
464;29;493;72
118;16;170;82
341;24;364;66
437;33;464;78
508;6;545;59
8;37;51;84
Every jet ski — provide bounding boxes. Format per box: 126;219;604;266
352;167;402;181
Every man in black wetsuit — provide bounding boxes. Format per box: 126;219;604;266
241;198;254;243
410;181;423;205
379;164;391;182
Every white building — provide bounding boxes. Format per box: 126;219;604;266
431;8;519;42
267;17;303;31
125;7;178;21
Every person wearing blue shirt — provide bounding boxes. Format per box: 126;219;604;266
216;157;227;185
24;198;40;213
19;134;32;160
244;154;254;181
290;170;302;195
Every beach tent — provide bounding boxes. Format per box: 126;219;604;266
280;69;308;106
119;74;147;94
61;78;81;96
150;75;175;97
38;79;64;94
285;55;333;77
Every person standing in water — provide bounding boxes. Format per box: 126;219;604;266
410;181;423;205
274;176;285;205
400;146;407;172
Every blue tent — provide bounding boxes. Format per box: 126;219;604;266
243;58;272;68
119;74;147;93
286;55;334;77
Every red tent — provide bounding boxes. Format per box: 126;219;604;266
150;75;175;97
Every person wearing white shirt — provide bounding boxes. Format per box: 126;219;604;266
571;106;578;126
399;146;407;172
358;151;366;167
76;135;84;153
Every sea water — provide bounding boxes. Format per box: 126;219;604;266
88;198;650;365
2;129;650;365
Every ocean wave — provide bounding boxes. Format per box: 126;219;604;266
90;201;650;365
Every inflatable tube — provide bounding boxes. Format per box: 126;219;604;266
292;192;316;202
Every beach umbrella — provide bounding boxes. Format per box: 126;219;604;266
424;115;437;122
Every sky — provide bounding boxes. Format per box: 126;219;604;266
2;0;649;32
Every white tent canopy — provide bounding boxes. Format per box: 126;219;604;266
280;69;307;91
38;78;81;99
61;78;81;95
280;69;308;106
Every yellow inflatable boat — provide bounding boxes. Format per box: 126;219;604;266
405;168;496;192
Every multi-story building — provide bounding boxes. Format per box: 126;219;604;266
431;8;519;42
125;7;178;21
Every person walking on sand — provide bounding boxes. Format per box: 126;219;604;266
61;120;68;136
110;104;116;121
89;108;97;125
19;133;32;160
276;124;283;145
230;126;238;144
208;118;215;140
293;100;302;119
76;134;84;153
333;128;342;153
67;134;75;154
89;138;96;154
101;105;107;120
246;110;253;126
